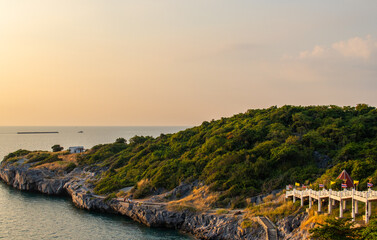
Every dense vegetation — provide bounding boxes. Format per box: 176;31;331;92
3;104;377;207
310;218;377;240
71;104;376;207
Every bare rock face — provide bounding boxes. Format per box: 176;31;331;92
109;201;186;228
0;164;69;194
0;162;264;240
65;181;114;212
276;212;309;240
181;214;264;240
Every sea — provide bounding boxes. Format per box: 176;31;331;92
0;126;194;240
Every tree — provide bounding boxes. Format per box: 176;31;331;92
309;218;362;240
51;144;63;152
115;137;127;144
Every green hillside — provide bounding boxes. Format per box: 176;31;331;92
4;104;377;207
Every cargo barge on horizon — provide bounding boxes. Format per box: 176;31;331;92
17;132;59;134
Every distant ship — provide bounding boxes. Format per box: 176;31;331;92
17;131;59;134
78;131;84;133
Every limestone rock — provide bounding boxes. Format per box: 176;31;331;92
276;212;309;240
0;162;270;240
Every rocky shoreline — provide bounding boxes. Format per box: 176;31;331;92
0;162;267;240
0;162;309;240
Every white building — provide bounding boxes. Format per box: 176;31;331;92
69;146;84;154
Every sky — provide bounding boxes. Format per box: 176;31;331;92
0;1;377;126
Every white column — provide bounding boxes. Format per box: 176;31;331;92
343;200;347;210
352;189;355;221
318;198;322;212
369;201;372;217
328;198;332;214
301;192;304;207
366;200;369;224
340;200;344;218
293;189;296;203
355;201;359;214
309;196;312;209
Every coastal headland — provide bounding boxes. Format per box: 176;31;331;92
2;105;377;239
0;157;268;240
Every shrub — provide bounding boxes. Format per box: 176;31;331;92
309;218;361;240
26;152;51;163
104;193;117;203
51;145;64;152
231;197;247;209
4;157;21;163
3;149;30;161
65;162;77;173
33;154;60;166
133;179;153;199
241;219;258;229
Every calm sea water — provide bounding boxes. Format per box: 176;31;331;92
0;126;193;240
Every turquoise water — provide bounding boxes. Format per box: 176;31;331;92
0;126;193;240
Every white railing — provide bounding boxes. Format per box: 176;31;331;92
286;187;377;224
286;188;375;199
370;190;377;197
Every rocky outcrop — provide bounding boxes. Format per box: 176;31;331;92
276;212;309;240
181;214;265;240
0;163;69;194
0;162;264;240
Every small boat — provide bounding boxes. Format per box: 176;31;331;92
78;131;84;133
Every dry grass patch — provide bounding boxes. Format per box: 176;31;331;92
34;161;67;171
263;194;275;203
116;190;126;198
241;218;259;229
167;186;219;212
28;152;78;171
246;194;301;222
59;153;79;164
216;209;230;215
167;202;198;213
300;209;326;231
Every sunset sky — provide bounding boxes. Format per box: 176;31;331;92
1;1;377;126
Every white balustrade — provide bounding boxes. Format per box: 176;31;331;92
286;187;377;224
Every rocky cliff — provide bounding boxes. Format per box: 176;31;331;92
276;212;310;240
0;162;268;240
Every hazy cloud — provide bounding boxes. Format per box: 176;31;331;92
297;35;377;60
279;35;377;88
299;45;326;59
332;36;374;59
